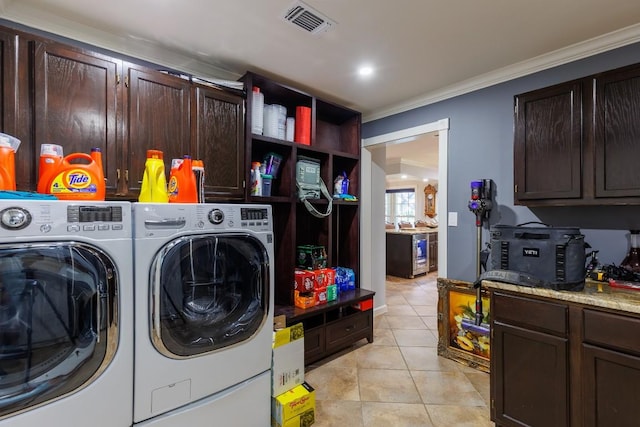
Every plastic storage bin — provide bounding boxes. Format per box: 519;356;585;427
261;174;273;196
263;152;282;178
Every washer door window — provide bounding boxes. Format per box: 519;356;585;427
0;243;118;419
151;234;269;358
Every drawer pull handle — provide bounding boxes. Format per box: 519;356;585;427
345;326;354;332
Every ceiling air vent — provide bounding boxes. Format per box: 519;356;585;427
283;1;336;35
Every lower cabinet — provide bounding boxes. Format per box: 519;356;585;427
276;289;375;365
582;309;640;427
325;307;373;355
492;292;569;427
428;232;438;272
491;290;640;427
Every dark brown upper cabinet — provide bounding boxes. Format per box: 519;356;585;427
593;63;640;199
514;80;583;203
32;41;121;195
0;30;18;135
124;64;191;197
514;63;640;206
191;84;245;200
0;22;246;201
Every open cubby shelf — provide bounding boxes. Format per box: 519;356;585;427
242;71;372;364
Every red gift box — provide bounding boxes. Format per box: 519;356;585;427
315;287;328;305
352;298;373;311
294;270;315;292
319;268;336;287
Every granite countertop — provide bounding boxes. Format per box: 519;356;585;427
483;279;640;315
386;228;438;235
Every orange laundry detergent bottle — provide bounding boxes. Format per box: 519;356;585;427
37;144;64;194
39;147;106;200
168;155;197;203
0;133;21;191
192;159;205;203
139;149;169;202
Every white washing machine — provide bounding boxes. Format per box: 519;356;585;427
132;203;273;425
0;200;133;427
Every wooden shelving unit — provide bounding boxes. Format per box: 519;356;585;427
242;71;373;364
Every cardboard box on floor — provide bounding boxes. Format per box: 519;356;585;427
272;322;305;397
272;382;316;427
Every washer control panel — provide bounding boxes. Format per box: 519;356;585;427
0;201;130;237
208;208;225;225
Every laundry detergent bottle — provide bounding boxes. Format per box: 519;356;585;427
168;155;197;203
0;133;21;191
139;149;169;202
90;147;106;194
192;159;205;203
37;144;64;194
40;148;106;200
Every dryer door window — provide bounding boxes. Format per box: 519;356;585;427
0;243;118;420
151;233;269;358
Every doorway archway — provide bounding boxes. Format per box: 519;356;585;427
361;118;449;313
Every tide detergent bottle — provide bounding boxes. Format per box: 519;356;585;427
139;149;169;202
38;146;106;200
168;155;197;203
0;133;21;191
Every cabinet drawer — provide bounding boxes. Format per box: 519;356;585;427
326;311;372;351
583;309;640;356
494;292;567;336
304;327;325;363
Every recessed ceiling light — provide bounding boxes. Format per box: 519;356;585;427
423;178;429;182
401;174;408;179
394;136;416;144
358;65;374;77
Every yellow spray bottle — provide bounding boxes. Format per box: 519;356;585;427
139;149;168;202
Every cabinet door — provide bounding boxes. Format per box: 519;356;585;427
33;42;120;195
192;85;244;200
492;321;569;426
582;344;640;427
428;233;438;272
594;65;640;198
0;30;23;187
0;31;16;129
514;81;582;203
125;65;190;196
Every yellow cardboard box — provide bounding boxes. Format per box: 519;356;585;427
271;408;315;427
272;323;305;396
272;382;315;426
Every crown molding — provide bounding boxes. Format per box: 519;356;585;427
364;23;640;123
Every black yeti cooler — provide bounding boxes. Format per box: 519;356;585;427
489;222;586;291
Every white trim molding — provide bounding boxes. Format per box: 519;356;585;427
364;23;640;123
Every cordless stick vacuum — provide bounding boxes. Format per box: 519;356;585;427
468;179;494;326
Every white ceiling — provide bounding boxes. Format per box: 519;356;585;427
3;0;640;179
3;0;640;123
385;132;439;184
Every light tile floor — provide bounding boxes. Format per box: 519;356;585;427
305;273;494;427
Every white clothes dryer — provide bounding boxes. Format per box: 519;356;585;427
132;203;273;425
0;200;133;427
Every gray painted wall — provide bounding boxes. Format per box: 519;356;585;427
364;42;640;283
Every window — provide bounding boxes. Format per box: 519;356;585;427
385;188;416;226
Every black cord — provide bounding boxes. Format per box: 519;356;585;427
602;264;640;282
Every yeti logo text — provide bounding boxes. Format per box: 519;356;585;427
522;248;539;257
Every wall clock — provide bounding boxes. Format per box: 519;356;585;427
424;184;437;218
